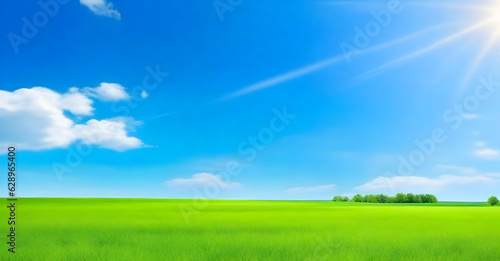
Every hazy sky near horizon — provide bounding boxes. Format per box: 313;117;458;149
2;0;500;201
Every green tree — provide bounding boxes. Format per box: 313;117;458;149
376;194;388;203
406;193;415;203
422;194;438;203
487;196;499;206
352;194;364;202
428;194;438;203
336;193;438;204
414;194;422;203
366;194;378;203
395;193;407;203
332;196;343;202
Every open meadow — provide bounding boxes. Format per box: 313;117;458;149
1;198;499;261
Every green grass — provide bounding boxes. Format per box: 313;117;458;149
1;198;499;260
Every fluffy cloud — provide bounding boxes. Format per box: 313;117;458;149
474;148;500;159
80;0;121;20
285;184;336;193
83;83;130;101
72;118;142;151
166;173;242;189
0;85;143;152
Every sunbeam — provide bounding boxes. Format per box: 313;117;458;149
351;19;495;83
216;56;345;102
410;1;492;12
215;23;456;102
459;32;500;92
361;22;461;53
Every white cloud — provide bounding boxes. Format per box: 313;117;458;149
436;164;478;175
474;148;500;159
83;82;130;101
285;184;336;193
140;90;148;99
438;165;500;179
474;141;486;147
166;173;242;189
461;113;480;120
355;175;492;191
72;118;142;151
0;86;142;152
80;0;121;20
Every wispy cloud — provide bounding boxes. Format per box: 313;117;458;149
145;111;180;121
355;175;492;191
461;113;481;120
475;141;486;147
166;173;242;189
356;163;497;192
80;0;121;20
285;184;336;193
436;164;478;175
437;165;500;178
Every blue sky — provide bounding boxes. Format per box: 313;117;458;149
1;0;500;201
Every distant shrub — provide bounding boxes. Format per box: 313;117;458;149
352;194;364;202
487;196;499;206
395;193;407;203
415;194;422;203
406;193;415;203
340;193;438;204
366;194;377;203
332;196;343;202
375;194;389;203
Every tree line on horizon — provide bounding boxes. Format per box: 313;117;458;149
332;193;438;203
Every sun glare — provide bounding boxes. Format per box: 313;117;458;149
486;0;500;23
485;3;500;38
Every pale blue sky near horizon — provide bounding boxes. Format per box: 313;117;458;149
1;0;500;201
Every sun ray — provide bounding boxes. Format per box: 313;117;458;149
215;23;457;102
409;1;492;12
350;19;496;83
360;22;461;54
216;55;345;101
458;32;500;93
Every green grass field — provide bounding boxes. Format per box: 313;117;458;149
1;198;499;260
